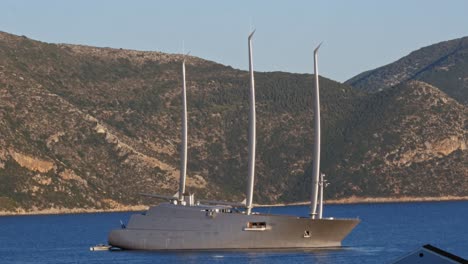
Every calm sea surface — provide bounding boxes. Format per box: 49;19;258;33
0;201;467;263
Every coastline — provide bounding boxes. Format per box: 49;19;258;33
1;196;468;216
0;205;149;216
254;195;468;207
325;195;468;204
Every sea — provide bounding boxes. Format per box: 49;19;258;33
0;201;467;264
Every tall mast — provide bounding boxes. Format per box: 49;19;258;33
246;30;256;215
178;56;188;202
310;43;322;219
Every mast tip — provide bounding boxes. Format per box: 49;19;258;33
183;51;191;63
248;29;256;39
314;42;323;53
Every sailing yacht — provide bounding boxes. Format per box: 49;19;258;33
108;32;359;250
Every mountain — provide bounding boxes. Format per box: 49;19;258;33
0;31;466;213
346;36;468;105
328;80;467;198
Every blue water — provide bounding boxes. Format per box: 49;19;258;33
0;201;467;263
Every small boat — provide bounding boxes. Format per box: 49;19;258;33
90;244;110;251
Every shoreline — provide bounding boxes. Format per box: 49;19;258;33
326;195;468;204
1;196;468;216
0;205;148;217
255;195;468;207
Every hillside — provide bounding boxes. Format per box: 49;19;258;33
346;36;468;105
0;31;466;213
328;80;467;198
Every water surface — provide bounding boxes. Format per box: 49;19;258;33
0;201;467;263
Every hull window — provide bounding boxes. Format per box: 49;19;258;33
244;222;268;231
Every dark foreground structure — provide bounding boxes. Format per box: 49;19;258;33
392;244;467;264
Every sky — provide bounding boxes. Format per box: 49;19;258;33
1;0;468;82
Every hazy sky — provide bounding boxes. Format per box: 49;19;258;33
2;0;468;82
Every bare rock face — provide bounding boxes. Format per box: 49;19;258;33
0;31;466;213
9;150;56;173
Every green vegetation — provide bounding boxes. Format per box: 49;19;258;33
346;35;468;105
0;31;466;212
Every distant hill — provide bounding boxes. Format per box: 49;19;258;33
329;80;467;198
346;36;468;105
0;31;466;213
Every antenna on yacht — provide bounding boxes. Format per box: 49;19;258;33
318;173;325;219
310;42;322;219
246;30;256;215
178;52;190;202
